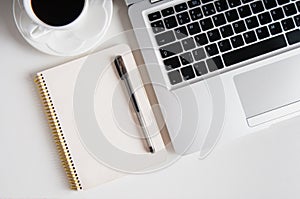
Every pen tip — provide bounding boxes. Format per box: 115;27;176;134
149;146;155;153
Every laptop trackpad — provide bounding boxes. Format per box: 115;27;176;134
234;55;300;127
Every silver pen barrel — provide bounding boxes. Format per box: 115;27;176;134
123;74;155;153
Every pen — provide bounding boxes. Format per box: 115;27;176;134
114;55;155;153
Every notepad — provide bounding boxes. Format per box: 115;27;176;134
34;44;166;190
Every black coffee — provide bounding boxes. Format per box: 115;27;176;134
31;0;85;27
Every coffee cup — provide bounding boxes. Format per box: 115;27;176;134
23;0;88;38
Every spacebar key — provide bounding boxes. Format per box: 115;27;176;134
223;35;287;66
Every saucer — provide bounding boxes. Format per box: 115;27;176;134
13;0;113;56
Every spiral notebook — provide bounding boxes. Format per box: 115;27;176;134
34;44;166;190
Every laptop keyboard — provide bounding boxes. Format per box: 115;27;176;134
147;0;300;86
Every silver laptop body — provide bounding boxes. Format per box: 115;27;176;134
125;0;300;155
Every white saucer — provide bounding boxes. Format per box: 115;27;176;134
13;0;113;56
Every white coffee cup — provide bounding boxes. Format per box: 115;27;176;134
23;0;88;38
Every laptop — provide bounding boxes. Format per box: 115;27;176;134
125;0;300;155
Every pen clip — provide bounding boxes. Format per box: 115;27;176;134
114;55;128;80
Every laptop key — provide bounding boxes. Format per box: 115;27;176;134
207;29;221;42
220;25;234;38
233;20;247;33
155;31;175;46
164;56;181;70
281;18;295;31
271;8;285;21
151;20;165;34
180;52;194;65
192;48;206;61
258;12;272;25
277;0;290;6
148;11;161;21
283;3;297;17
269;22;282;35
206;56;224;72
181;65;195;80
182;38;196;51
202;3;216;16
190;8;203;20
286;29;300;45
194;33;209;46
245;16;259;29
200;18;214;31
160;42;183;58
194;61;208;76
162;7;175;17
218;39;232;52
294;14;300;26
187;22;201;35
228;0;241;8
238;5;252;18
231;35;245;48
250;1;264;14
213;13;227;27
263;0;277;9
205;43;219;56
174;26;188;39
256;26;270;39
223;35;287;66
225;9;239;22
168;70;182;85
164;16;178;29
243;30;257;43
297;2;300;12
177;12;191;25
188;0;201;8
215;0;229;12
175;3;188;12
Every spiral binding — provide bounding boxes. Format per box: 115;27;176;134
34;73;82;190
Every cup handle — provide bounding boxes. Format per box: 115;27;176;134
28;23;52;39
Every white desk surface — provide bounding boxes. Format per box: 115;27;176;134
1;0;300;198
